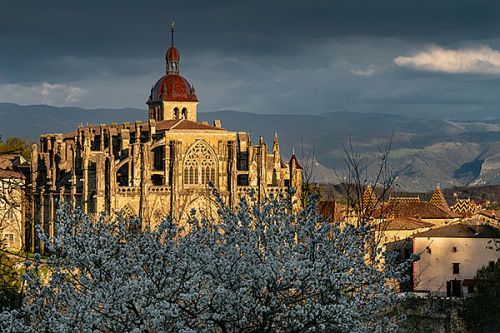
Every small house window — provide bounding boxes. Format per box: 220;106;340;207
452;263;460;274
181;108;187;119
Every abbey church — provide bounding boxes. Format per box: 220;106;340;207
28;30;302;251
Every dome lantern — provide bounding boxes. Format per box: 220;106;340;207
166;22;180;75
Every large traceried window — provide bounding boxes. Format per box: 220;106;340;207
183;140;217;186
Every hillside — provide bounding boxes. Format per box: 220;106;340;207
1;103;499;191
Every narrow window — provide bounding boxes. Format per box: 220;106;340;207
152;146;165;171
189;167;194;184
201;167;205;184
116;163;129;186
452;263;460;274
237;174;249;186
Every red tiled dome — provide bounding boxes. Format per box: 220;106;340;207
148;74;198;102
166;46;180;62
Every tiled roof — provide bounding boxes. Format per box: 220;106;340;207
477;210;497;219
389;196;421;203
0;154;18;169
429;186;449;210
451;198;477;215
148;74;198;102
382;217;434;230
0;169;24;179
166;119;224;131
414;223;499;238
0;154;25;179
153;119;181;131
363;185;377;208
62;130;78;139
379;201;460;219
318;200;345;221
62;119;225;139
166;46;180;61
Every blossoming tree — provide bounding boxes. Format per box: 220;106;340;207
1;189;411;332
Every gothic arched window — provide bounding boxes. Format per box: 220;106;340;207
183;140;217;186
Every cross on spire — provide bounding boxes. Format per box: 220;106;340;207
170;21;175;46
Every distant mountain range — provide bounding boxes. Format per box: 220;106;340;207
1;102;499;191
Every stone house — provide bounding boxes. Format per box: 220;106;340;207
413;223;499;297
0;154;27;252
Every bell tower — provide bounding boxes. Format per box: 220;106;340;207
147;22;199;122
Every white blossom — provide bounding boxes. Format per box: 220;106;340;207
1;189;411;332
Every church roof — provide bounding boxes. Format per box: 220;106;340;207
148;74;198;102
156;119;224;131
61;119;225;139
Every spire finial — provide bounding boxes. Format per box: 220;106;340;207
170;21;175;47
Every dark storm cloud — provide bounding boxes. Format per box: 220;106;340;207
0;0;499;114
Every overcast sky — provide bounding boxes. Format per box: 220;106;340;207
1;0;500;116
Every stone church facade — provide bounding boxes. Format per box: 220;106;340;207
28;35;302;251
